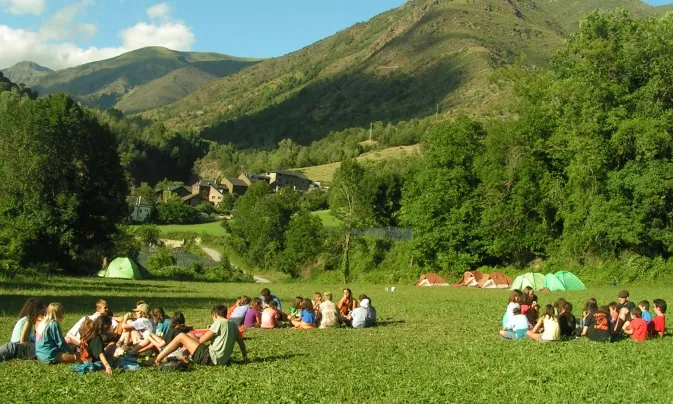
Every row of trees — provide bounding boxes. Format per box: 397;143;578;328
403;12;673;272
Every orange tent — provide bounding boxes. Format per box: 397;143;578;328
478;272;513;289
454;271;484;287
414;273;449;287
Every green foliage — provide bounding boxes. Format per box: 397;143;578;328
0;92;129;272
130;182;157;205
155;200;199;224
402;12;673;274
278;212;326;277
300;189;329;212
135;225;160;246
145;246;177;273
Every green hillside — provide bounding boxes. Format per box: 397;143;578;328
143;0;568;147
1;61;53;87
34;47;262;111
115;66;218;114
142;0;668;150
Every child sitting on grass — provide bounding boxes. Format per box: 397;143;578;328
11;298;45;344
152;307;171;337
243;298;262;328
319;292;341;328
500;307;528;340
608;302;619;326
502;290;521;327
261;301;282;329
639;301;653;324
35;303;77;364
119;304;154;345
624;307;648;342
229;296;250;326
312;292;322;314
557;301;576;340
526;305;560;343
78;315;115;374
289;296;304;324
293;299;315;329
652;299;667;338
153;305;247;366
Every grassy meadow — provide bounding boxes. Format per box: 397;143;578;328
2;277;673;402
149;221;228;237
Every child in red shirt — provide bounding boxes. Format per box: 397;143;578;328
624;307;648;342
652;299;667;338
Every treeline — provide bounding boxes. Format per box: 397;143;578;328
0;82;132;273
402;12;673;275
198;117;427;178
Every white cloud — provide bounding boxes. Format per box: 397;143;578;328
0;0;46;16
146;3;171;20
0;2;196;70
120;21;194;51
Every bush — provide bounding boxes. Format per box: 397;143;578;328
149;262;252;282
135;224;160;246
146;247;177;273
156;201;199;224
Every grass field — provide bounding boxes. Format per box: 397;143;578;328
2;277;673;402
298;145;421;183
146;221;228;237
312;210;342;227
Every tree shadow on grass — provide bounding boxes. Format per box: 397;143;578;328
375;319;406;327
235;353;307;365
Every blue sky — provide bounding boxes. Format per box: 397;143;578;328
0;0;670;69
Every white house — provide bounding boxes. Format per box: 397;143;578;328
127;196;153;223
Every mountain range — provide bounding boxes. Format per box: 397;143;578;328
2;47;261;113
3;0;672;145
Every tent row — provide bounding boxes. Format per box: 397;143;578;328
414;271;512;289
511;271;586;291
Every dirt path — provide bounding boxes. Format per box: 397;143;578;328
199;246;272;284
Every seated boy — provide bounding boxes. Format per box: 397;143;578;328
639;300;653;324
624;307;647;342
499;307;528;340
608;302;619;325
652;299;667;338
581;303;612;343
154;305;247;366
65;299;118;346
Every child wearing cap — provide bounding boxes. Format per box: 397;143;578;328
615;290;635;336
652;299;667;338
349;299;370;329
119;303;154;345
624;307;648;342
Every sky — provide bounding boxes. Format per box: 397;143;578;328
0;0;406;70
1;0;671;71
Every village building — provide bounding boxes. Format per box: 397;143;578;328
127;196;153;223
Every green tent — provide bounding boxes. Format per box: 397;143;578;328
555;271;586;291
511;272;545;290
544;273;566;291
97;257;143;280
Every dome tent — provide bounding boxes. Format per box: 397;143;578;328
97;257;147;280
478;272;513;289
414;273;449;287
555;271;586;291
511;272;545;290
455;271;484;287
544;273;566;291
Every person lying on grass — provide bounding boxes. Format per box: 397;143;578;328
499;307;528;340
78;315;116;374
154;305;247;366
526;305;560;343
35;303;78;364
623;307;648;342
652;299;667;338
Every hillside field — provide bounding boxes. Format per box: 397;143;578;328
144;221;228;237
299;145;420;182
1;277;672;402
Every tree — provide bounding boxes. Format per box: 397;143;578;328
131;182;157;205
0;93;129;271
278;212;326;277
135;225;160;246
155;200;199;224
329;158;376;282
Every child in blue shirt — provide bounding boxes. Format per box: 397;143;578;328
639;301;653;324
35;303;77;364
294;299;315;329
499;307;529;340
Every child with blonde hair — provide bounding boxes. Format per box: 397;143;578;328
526;304;560;342
119;303;154;345
319;292;341;328
35;303;77;364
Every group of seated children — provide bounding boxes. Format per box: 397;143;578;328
500;288;666;343
225;288;377;330
0;287;378;373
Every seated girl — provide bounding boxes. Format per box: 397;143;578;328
261;301;282;329
557;302;577;340
152;307;171;337
526;304;560;343
133;311;194;356
293;299;315;329
337;288;357;318
243;298;262;328
119;304;154;346
319;292;341;328
288;296;304;324
11;298;45;343
78;315;116;374
229;296;251;326
35;303;77;364
502;290;522;327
